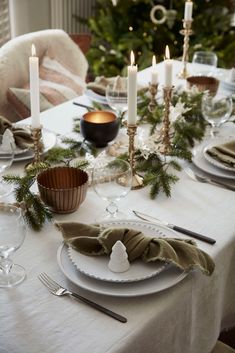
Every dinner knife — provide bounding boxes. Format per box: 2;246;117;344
73;102;95;110
133;210;216;245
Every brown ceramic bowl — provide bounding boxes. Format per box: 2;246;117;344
37;166;88;214
186;76;219;95
80;111;119;148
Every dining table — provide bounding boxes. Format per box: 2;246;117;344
1;59;235;353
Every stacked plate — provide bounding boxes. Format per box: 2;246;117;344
192;137;235;180
5;128;57;162
57;220;188;297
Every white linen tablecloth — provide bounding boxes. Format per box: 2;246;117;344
1;60;235;353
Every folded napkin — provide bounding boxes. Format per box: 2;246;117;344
0;115;34;150
56;222;215;275
87;76;145;96
206;140;235;168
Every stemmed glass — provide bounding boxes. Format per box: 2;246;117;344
201;93;233;137
106;78;128;118
0;134;14;197
0;204;27;287
92;157;132;222
192;51;218;76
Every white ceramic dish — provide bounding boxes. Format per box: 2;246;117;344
203;140;235;173
57;220;188;297
192;138;235;180
12;129;57;162
68;219;170;283
85;89;108;105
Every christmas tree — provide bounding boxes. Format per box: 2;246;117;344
78;0;235;77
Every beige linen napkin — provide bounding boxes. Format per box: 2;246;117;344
206;140;235;168
0;115;34;150
56;222;215;275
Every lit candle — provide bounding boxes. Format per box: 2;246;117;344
29;44;40;128
127;51;137;125
164;46;173;88
151;55;158;85
184;0;193;21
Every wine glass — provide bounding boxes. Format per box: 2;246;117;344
106;78;128;118
0;204;27;287
192;51;218;76
0;134;14;197
201;93;233;137
92;157;132;222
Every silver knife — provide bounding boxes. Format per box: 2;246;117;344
133;210;216;245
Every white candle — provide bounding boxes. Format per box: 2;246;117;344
164;46;173;88
151;55;158;85
127;51;137;125
184;0;193;21
29;44;40;128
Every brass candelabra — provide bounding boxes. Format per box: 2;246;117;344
160;86;173;155
127;124;144;190
148;83;158;112
178;20;193;79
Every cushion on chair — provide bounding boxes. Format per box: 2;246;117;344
6;48;87;119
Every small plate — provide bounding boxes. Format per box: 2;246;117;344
85;89;108;105
203;142;235;172
192;138;235;179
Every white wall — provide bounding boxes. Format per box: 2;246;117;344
9;0;51;37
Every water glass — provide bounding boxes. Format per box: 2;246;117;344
106;78;128;117
0;134;14;197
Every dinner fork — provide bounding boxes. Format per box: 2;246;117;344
38;272;127;323
184;167;235;191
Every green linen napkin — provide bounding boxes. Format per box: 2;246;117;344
206;140;235;168
56;222;215;276
0;115;34;150
87;76;146;96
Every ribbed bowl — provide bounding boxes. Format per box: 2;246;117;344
37;167;88;214
186;76;219;95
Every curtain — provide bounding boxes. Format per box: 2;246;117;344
0;0;10;47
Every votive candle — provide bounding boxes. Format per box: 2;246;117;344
127;51;137;125
29;44;40;128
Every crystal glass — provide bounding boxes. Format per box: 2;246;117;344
106;79;128;118
0;204;26;287
0;135;14;197
201;93;233;137
92;157;132;222
192;51;218;76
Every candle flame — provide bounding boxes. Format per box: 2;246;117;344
31;44;36;57
130;51;135;66
165;45;170;60
152;55;156;68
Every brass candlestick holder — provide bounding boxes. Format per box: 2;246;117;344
148;83;158;112
127;124;144;190
160;86;173;155
178;20;193;79
25;126;44;170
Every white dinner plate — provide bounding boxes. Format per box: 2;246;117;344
68;219;170;283
57;220;188;297
13;129;57;162
85;89;108;105
203;140;235;173
192;138;235;180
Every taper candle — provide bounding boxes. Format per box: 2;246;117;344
127;51;137;125
29;44;40;128
151;55;158;85
164;46;173;87
184;0;193;21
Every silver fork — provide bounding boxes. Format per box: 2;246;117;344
38;272;127;323
184;167;235;191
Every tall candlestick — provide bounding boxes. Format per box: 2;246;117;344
127;51;137;125
164;46;173;88
29;44;40;128
184;0;193;21
151;55;158;85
